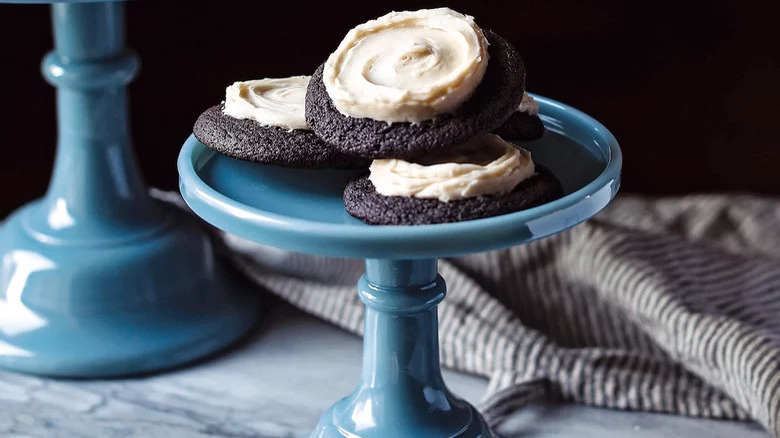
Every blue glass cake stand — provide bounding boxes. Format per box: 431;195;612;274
0;0;260;377
178;95;621;438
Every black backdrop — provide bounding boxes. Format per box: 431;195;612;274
1;1;778;217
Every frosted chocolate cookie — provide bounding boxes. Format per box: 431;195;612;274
194;76;368;168
344;134;563;225
306;8;526;159
493;92;546;141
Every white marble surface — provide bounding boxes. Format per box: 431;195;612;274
0;302;770;438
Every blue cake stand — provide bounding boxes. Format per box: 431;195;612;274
178;95;622;437
0;0;260;377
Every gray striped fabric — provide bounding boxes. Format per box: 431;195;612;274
216;194;780;436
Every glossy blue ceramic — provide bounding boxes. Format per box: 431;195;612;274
179;95;621;259
0;1;260;377
178;95;621;437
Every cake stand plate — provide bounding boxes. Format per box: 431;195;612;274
0;0;261;377
178;95;621;437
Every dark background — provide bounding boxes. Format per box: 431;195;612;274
0;1;778;217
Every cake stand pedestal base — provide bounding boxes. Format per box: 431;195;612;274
0;201;260;378
0;0;261;377
310;259;493;438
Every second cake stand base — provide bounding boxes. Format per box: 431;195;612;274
0;202;260;377
0;1;263;377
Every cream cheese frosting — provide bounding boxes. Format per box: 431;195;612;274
223;76;310;131
518;92;539;116
369;134;535;202
323;7;489;124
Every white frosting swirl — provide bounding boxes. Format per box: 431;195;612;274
323;8;489;123
518;92;539;116
223;76;310;131
369;134;535;202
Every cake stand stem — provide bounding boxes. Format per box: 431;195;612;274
0;1;259;377
311;259;493;437
34;2;164;242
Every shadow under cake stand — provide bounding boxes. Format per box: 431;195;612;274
0;0;260;377
178;94;622;437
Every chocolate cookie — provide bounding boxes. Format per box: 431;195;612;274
343;166;563;225
306;30;526;160
493;111;546;141
194;105;369;168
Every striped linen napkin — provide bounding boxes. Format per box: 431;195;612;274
215;194;780;436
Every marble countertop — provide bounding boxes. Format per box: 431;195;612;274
0;301;770;438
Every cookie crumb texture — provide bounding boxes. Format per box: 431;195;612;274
306;30;526;160
344;166;563;225
493;111;546;141
194;105;369;169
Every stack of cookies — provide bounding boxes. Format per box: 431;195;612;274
194;7;562;226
